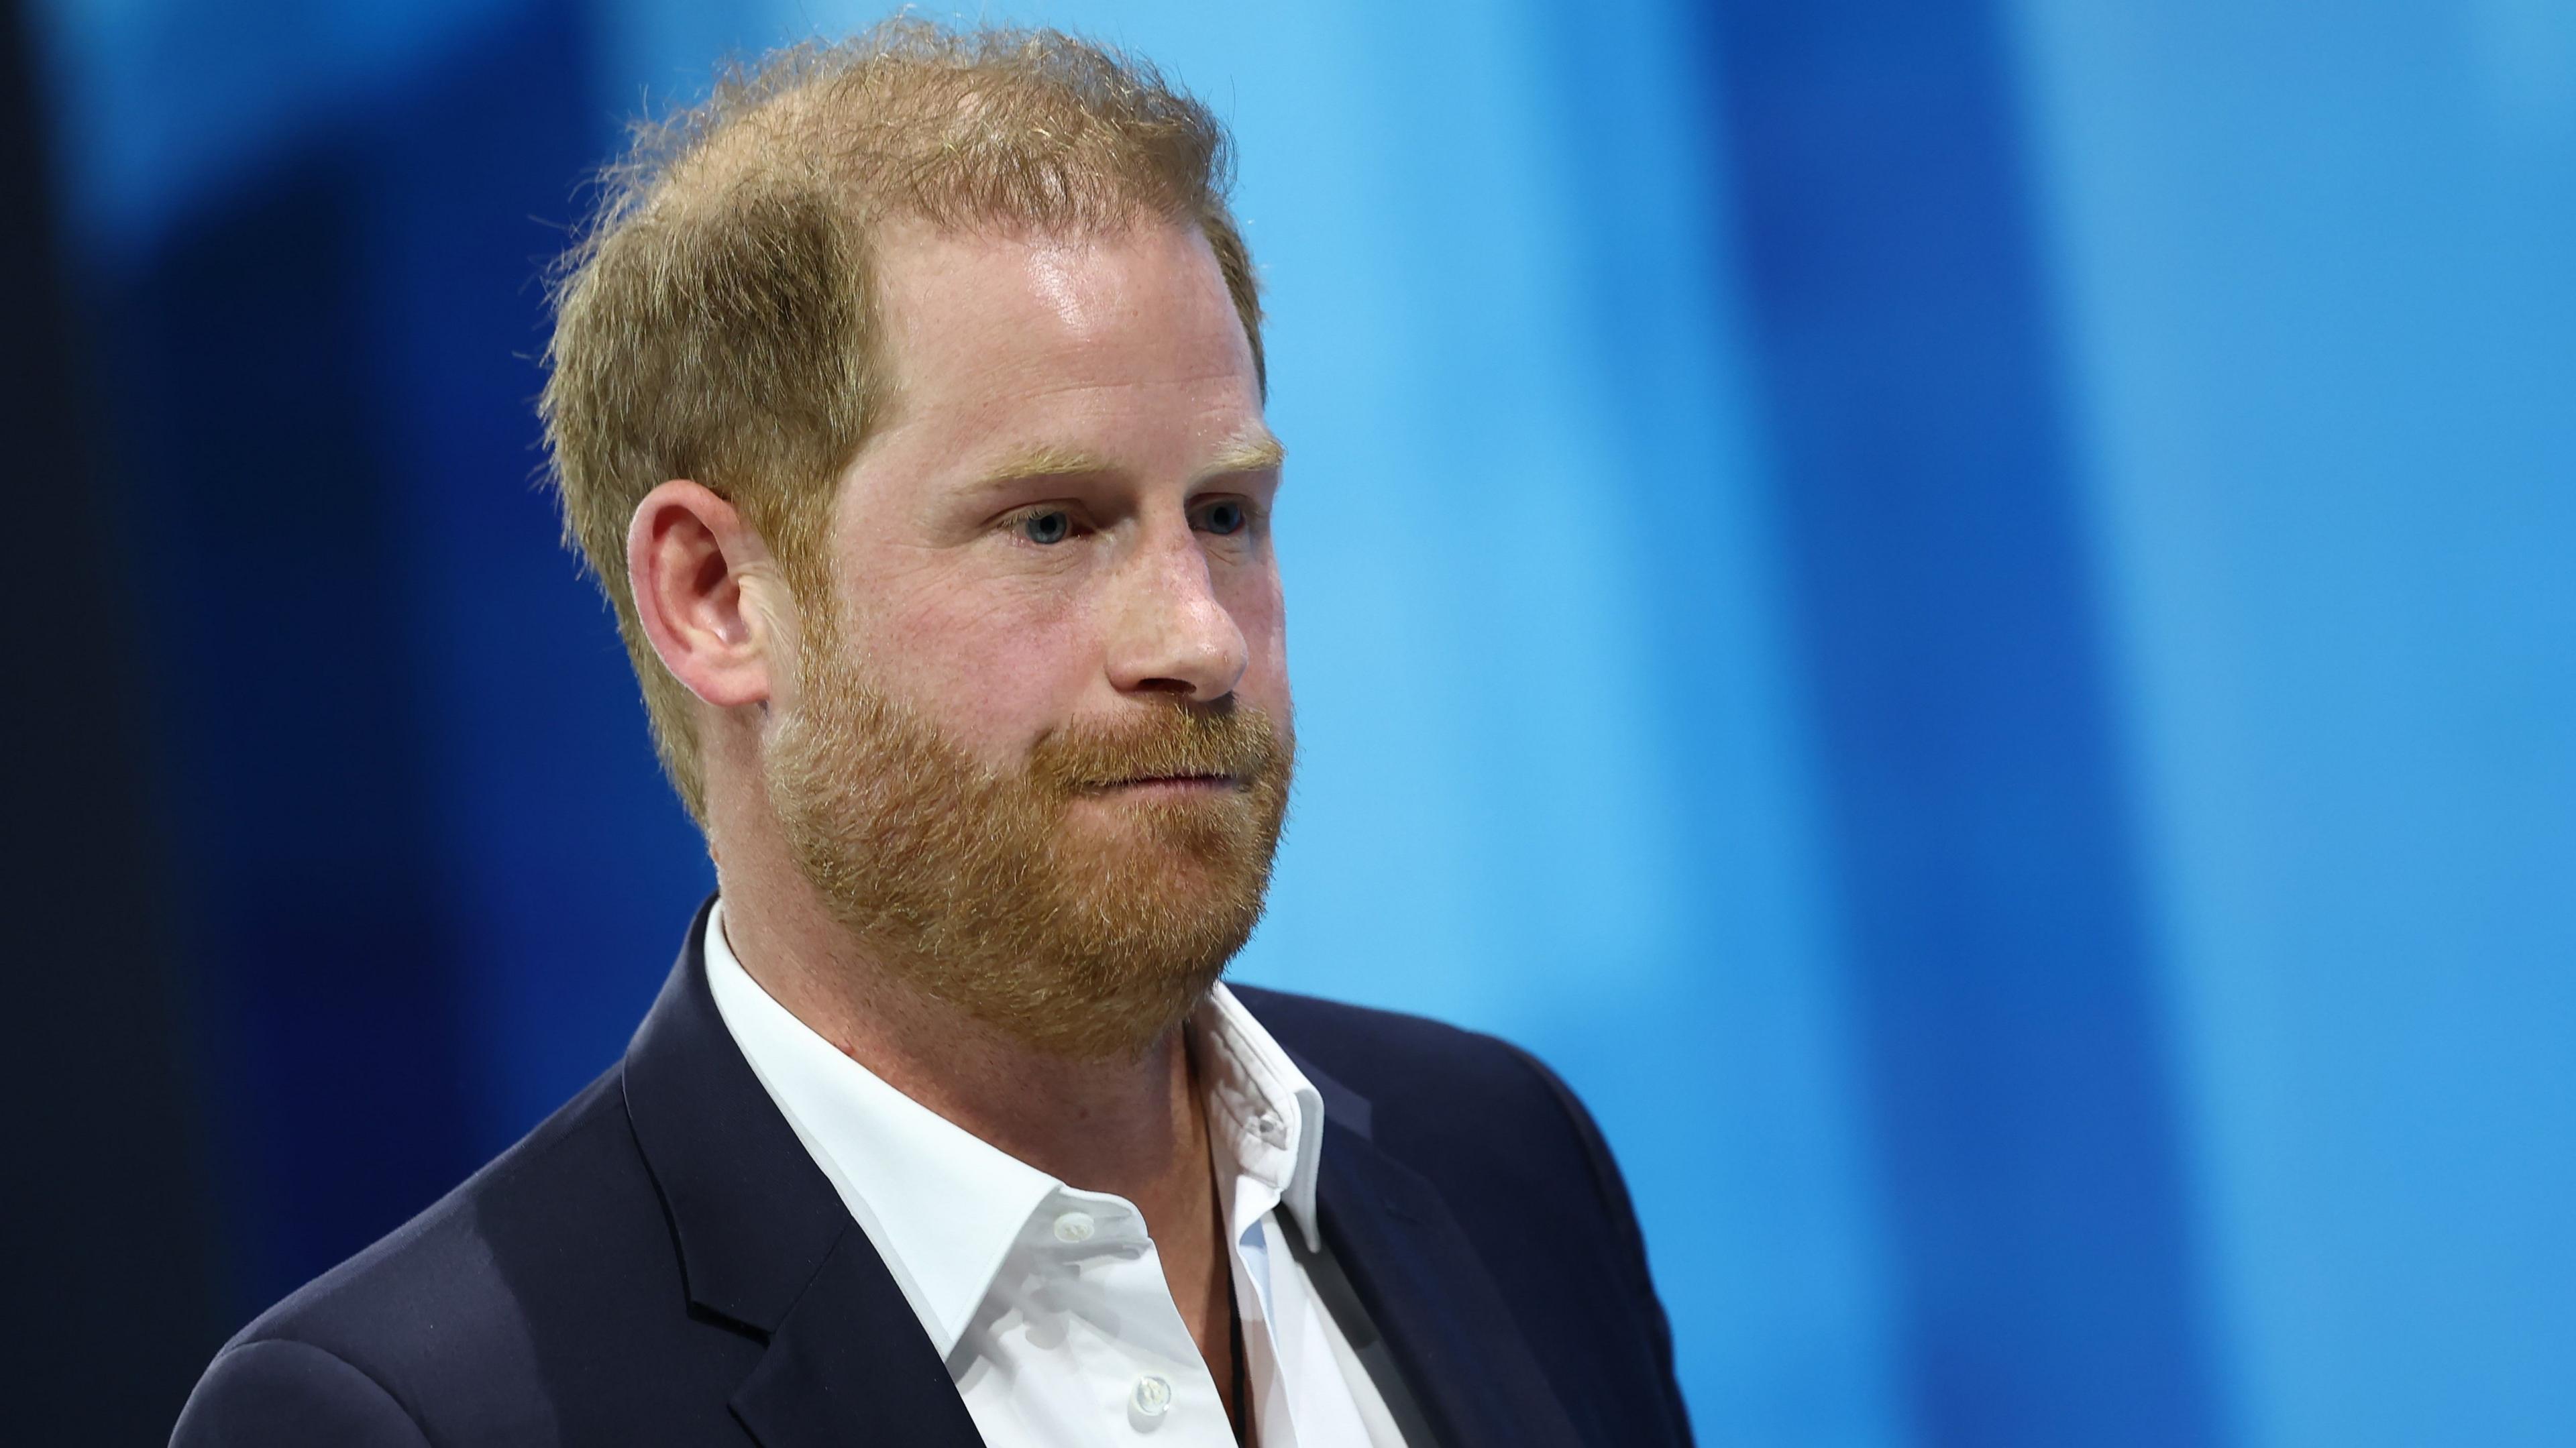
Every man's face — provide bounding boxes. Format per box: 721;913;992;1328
762;219;1291;1058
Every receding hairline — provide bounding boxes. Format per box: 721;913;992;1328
539;19;1269;825
631;34;1230;234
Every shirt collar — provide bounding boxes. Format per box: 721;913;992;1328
704;901;1056;1356
1191;981;1328;1253
702;899;1328;1355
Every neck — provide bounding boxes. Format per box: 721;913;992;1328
712;848;1210;1211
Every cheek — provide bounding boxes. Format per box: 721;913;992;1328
852;567;1096;753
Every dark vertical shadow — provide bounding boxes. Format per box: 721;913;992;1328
1697;3;2229;1444
356;0;708;1148
108;154;486;1317
0;0;229;1437
80;0;623;1343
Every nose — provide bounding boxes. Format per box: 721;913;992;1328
1104;522;1248;702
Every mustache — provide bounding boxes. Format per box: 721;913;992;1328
1028;700;1289;793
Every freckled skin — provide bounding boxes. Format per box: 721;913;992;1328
822;220;1290;781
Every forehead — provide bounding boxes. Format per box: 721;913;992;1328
862;219;1265;462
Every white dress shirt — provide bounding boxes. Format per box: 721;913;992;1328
704;901;1410;1447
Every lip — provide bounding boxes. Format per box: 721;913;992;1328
1090;773;1238;795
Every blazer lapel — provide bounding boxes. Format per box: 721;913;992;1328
1316;1118;1588;1448
622;897;983;1448
729;1226;985;1448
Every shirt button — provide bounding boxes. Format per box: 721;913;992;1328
1052;1211;1097;1244
1130;1374;1173;1419
1252;1111;1287;1147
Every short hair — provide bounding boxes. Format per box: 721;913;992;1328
540;19;1265;824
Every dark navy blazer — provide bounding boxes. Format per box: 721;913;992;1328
173;901;1695;1447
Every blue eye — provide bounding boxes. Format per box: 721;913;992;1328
1199;500;1246;537
1022;510;1073;545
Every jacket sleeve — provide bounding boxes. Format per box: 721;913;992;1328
172;1338;433;1448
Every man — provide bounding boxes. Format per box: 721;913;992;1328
174;21;1691;1448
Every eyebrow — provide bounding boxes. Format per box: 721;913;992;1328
971;443;1117;487
967;431;1287;492
1208;431;1287;474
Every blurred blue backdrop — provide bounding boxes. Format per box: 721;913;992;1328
9;0;2571;1443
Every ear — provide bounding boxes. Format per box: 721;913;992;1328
626;480;792;711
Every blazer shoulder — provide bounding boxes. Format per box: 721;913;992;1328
1231;983;1697;1448
185;1062;675;1441
231;1063;634;1337
174;1338;431;1448
1227;983;1582;1151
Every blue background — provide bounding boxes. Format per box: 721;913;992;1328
11;0;2572;1443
